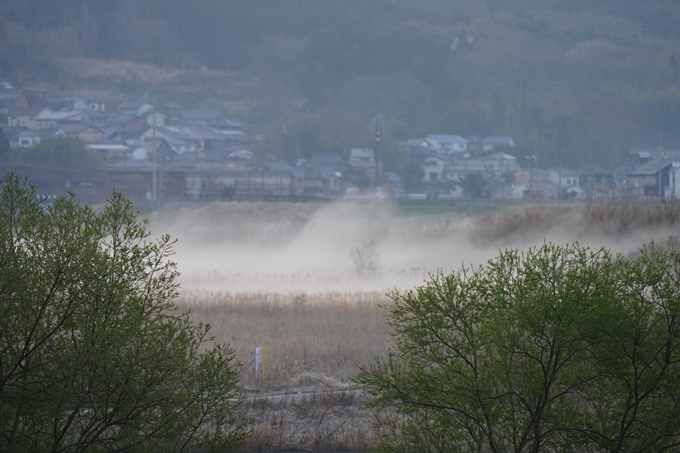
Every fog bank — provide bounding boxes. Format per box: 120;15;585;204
148;201;674;294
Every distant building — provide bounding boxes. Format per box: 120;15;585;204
425;134;468;155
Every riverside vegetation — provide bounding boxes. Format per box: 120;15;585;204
3;170;680;452
161;198;680;452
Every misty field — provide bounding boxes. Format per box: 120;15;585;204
161;199;680;387
158;199;680;451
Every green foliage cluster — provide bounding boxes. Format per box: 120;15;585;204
0;172;248;452
357;243;680;452
18;136;104;170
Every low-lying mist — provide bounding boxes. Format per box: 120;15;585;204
148;200;679;294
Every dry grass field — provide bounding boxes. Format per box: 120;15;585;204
176;290;392;390
154;199;680;452
175;290;389;452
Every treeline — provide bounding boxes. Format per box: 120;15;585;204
1;0;680;169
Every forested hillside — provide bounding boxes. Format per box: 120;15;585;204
1;0;679;169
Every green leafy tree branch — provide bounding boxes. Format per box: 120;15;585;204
356;243;680;453
0;171;248;452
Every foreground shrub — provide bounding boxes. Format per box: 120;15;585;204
357;242;680;453
0;172;248;452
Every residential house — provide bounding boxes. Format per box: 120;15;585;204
347;148;382;186
523;179;560;200
637;149;680;165
17;130;45;148
482;136;516;152
88;142;131;161
21;86;51;103
141;110;166;128
425;134;468;155
223;149;254;171
578;166;616;200
129;146;150;161
546;168;581;189
402;138;430;155
68;95;107;112
307;153;344;172
303;153;343;196
465;136;484;154
0;88;29;108
422;155;451;183
210;117;245;131
629;157;680;199
77;109;110;127
104;113;141;131
179;109;224;126
35;111;85;129
483;152;520;174
55;123;103;143
104;128;146;147
219;129;251;145
196;148;253;171
44;96;71;111
442;158;488;185
117;143;176;165
6;105;53;129
162;136;196;154
2;126;24;148
117;100;154;117
140;125;225;153
266;155;343;198
511;169;556;199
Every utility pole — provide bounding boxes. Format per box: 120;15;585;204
151;106;157;202
374;118;382;191
533;135;537;194
526;154;537;193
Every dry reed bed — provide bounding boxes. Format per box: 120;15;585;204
472;200;680;245
177;290;393;390
176;290;390;452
